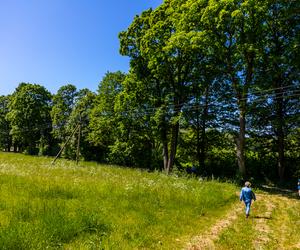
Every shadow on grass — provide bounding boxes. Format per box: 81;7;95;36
252;216;272;220
259;185;299;201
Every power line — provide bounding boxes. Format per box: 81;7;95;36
0;87;298;135
0;96;296;131
125;89;300;116
247;84;297;95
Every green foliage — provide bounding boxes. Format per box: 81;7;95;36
119;1;208;172
6;83;52;154
0;95;12;151
1;0;299;182
64;88;97;160
88;71;126;162
50;84;77;141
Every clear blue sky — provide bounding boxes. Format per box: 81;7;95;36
0;0;162;95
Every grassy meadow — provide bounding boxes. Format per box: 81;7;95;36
0;152;237;249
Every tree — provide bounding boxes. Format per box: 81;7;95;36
51;84;77;141
89;71;126;162
251;0;300;181
113;72;161;169
65;88;97;161
6;83;52;154
183;0;268;178
0;95;12;151
119;1;203;173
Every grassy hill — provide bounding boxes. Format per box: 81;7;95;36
0;152;299;249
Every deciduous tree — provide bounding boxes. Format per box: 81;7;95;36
7;83;52;154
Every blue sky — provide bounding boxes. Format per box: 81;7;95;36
0;0;162;95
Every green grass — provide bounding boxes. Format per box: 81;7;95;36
264;196;300;250
0;152;237;249
214;192;300;250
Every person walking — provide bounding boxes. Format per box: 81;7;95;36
240;181;256;218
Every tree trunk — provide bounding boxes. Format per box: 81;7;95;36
161;120;169;173
275;86;285;182
236;110;246;178
272;36;285;182
232;74;247;178
277;130;285;182
196;108;201;169
167;121;179;173
162;142;169;173
199;119;207;170
231;51;253;179
199;87;209;170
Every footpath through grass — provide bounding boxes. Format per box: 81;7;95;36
188;190;300;250
214;193;300;250
0;152;237;249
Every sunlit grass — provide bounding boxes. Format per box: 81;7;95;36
0;152;237;249
264;196;300;249
214;204;258;250
214;192;300;250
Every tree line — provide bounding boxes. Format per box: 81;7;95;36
0;0;299;183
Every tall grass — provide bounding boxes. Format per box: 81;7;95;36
0;152;238;249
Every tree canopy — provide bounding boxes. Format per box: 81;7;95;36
1;0;299;183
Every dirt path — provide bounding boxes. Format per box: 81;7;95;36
185;200;240;250
252;194;276;249
185;192;300;250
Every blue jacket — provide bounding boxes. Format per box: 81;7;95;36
240;187;256;203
